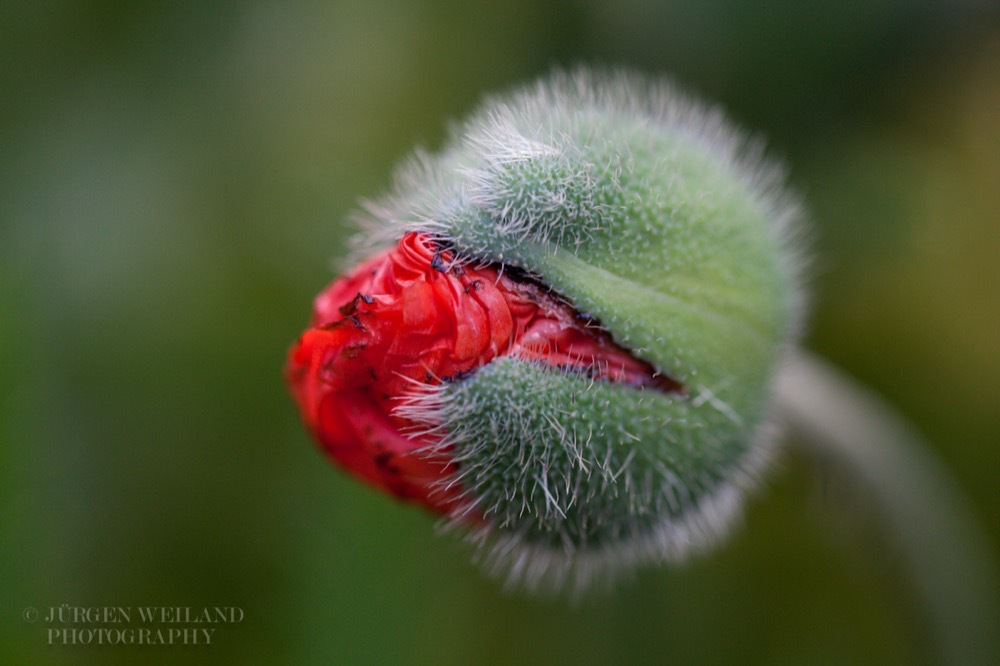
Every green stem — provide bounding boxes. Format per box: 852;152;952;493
774;351;999;665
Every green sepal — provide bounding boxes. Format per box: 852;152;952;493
439;356;766;549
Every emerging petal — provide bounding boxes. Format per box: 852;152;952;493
286;232;671;514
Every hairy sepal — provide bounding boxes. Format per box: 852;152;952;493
397;355;774;594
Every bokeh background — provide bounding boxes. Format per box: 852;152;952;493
2;1;999;664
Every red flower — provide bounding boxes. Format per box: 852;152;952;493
286;232;662;515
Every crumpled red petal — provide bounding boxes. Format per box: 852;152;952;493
286;232;659;514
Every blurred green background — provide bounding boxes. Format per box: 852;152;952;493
2;1;999;664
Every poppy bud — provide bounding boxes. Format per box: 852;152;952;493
287;69;803;592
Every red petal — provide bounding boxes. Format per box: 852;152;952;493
285;232;672;516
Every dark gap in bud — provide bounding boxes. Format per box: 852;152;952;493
428;237;686;396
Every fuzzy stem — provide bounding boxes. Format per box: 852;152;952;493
774;351;999;665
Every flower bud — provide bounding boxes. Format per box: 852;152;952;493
287;69;802;592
